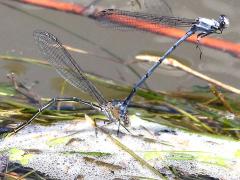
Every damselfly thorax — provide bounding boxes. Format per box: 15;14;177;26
101;100;130;126
194;15;229;36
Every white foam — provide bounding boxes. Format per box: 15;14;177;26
0;118;239;179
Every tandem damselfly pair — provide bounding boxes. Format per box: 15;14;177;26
10;4;228;134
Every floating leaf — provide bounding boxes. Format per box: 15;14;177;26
144;151;162;160
47;136;72;147
197;154;228;167
234;149;240;158
9;148;25;160
20;154;34;165
169;152;195;161
9;148;33;165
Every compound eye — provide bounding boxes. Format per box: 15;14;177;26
219;15;229;28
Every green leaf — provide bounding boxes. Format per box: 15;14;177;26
0;83;15;96
9;148;33;165
62;151;111;157
197;154;228;167
20;154;34;165
144;151;162;160
46;136;71;147
234;149;240;158
169;152;195;161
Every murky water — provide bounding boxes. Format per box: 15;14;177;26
0;0;239;100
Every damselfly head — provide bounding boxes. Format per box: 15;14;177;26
218;15;229;30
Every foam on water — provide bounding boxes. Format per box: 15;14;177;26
0;116;239;179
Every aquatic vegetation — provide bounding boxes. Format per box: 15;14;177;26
0;1;239;179
0;69;240;179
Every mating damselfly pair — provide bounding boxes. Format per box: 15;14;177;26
10;4;229;134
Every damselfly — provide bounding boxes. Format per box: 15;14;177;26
11;31;129;134
95;8;229;117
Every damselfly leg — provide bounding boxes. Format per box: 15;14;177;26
11;97;101;134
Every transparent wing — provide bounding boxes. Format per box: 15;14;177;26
95;9;196;30
33;30;107;105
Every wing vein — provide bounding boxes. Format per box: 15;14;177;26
33;30;107;104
